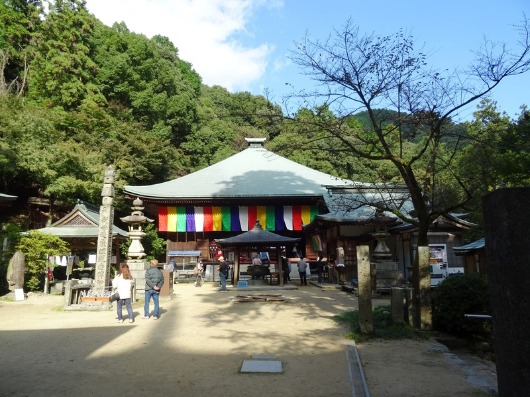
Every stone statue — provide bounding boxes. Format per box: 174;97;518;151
6;251;25;290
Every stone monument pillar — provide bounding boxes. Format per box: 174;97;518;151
483;188;530;396
120;198;153;296
93;165;115;292
357;245;373;334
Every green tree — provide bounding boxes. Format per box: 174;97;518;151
288;17;530;329
498;106;530;186
27;0;105;109
0;0;42;95
90;21;201;144
457;100;530;238
183;85;283;170
16;230;69;290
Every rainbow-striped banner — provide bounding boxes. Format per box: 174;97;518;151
158;205;319;232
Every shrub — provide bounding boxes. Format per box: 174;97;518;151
336;305;417;343
16;230;69;291
432;273;491;337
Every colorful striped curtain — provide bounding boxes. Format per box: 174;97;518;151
248;206;257;229
212;206;222;231
283;206;293;230
167;207;177;232
176;206;186;232
194;207;204;232
185;207;195;231
230;206;241;231
239;206;249;231
203;207;213;231
292;205;302;231
158;206;168;231
266;206;275;231
311;234;323;251
275;206;285;231
301;205;311;225
157;205;319;232
222;206;231;231
257;206;266;229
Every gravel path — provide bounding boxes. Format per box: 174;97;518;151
0;284;497;396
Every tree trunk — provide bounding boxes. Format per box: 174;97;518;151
412;221;431;329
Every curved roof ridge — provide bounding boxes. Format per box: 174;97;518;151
124;145;353;199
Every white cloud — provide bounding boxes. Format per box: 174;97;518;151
85;0;275;91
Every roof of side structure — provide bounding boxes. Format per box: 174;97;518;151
36;201;128;238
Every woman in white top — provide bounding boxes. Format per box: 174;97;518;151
112;263;134;323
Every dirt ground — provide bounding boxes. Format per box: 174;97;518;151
0;283;497;397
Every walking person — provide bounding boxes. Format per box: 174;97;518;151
194;260;204;287
112;263;134;323
218;256;229;292
298;257;308;286
144;259;164;320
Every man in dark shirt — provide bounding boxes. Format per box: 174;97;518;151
144;259;164;319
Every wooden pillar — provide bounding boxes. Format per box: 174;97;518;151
277;247;284;286
233;248;240;285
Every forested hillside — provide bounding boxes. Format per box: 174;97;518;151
0;0;286;223
1;0;529;235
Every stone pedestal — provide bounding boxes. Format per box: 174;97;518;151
371;261;404;292
391;287;406;323
128;259;149;297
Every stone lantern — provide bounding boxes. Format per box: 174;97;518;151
372;230;392;261
370;210;403;292
120;197;153;259
120;198;154;296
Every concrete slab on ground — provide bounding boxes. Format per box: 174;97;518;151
241;360;283;373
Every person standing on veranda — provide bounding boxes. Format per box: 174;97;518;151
144;259;164;320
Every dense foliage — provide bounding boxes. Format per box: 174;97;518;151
432;274;491;337
0;0;528;240
15;230;69;290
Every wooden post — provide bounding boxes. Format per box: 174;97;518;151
277;247;284;286
234;249;240;286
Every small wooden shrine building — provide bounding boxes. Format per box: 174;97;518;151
215;220;301;286
36;200;128;277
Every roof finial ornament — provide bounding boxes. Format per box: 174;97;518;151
245;137;266;148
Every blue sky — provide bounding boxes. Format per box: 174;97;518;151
84;0;529;121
